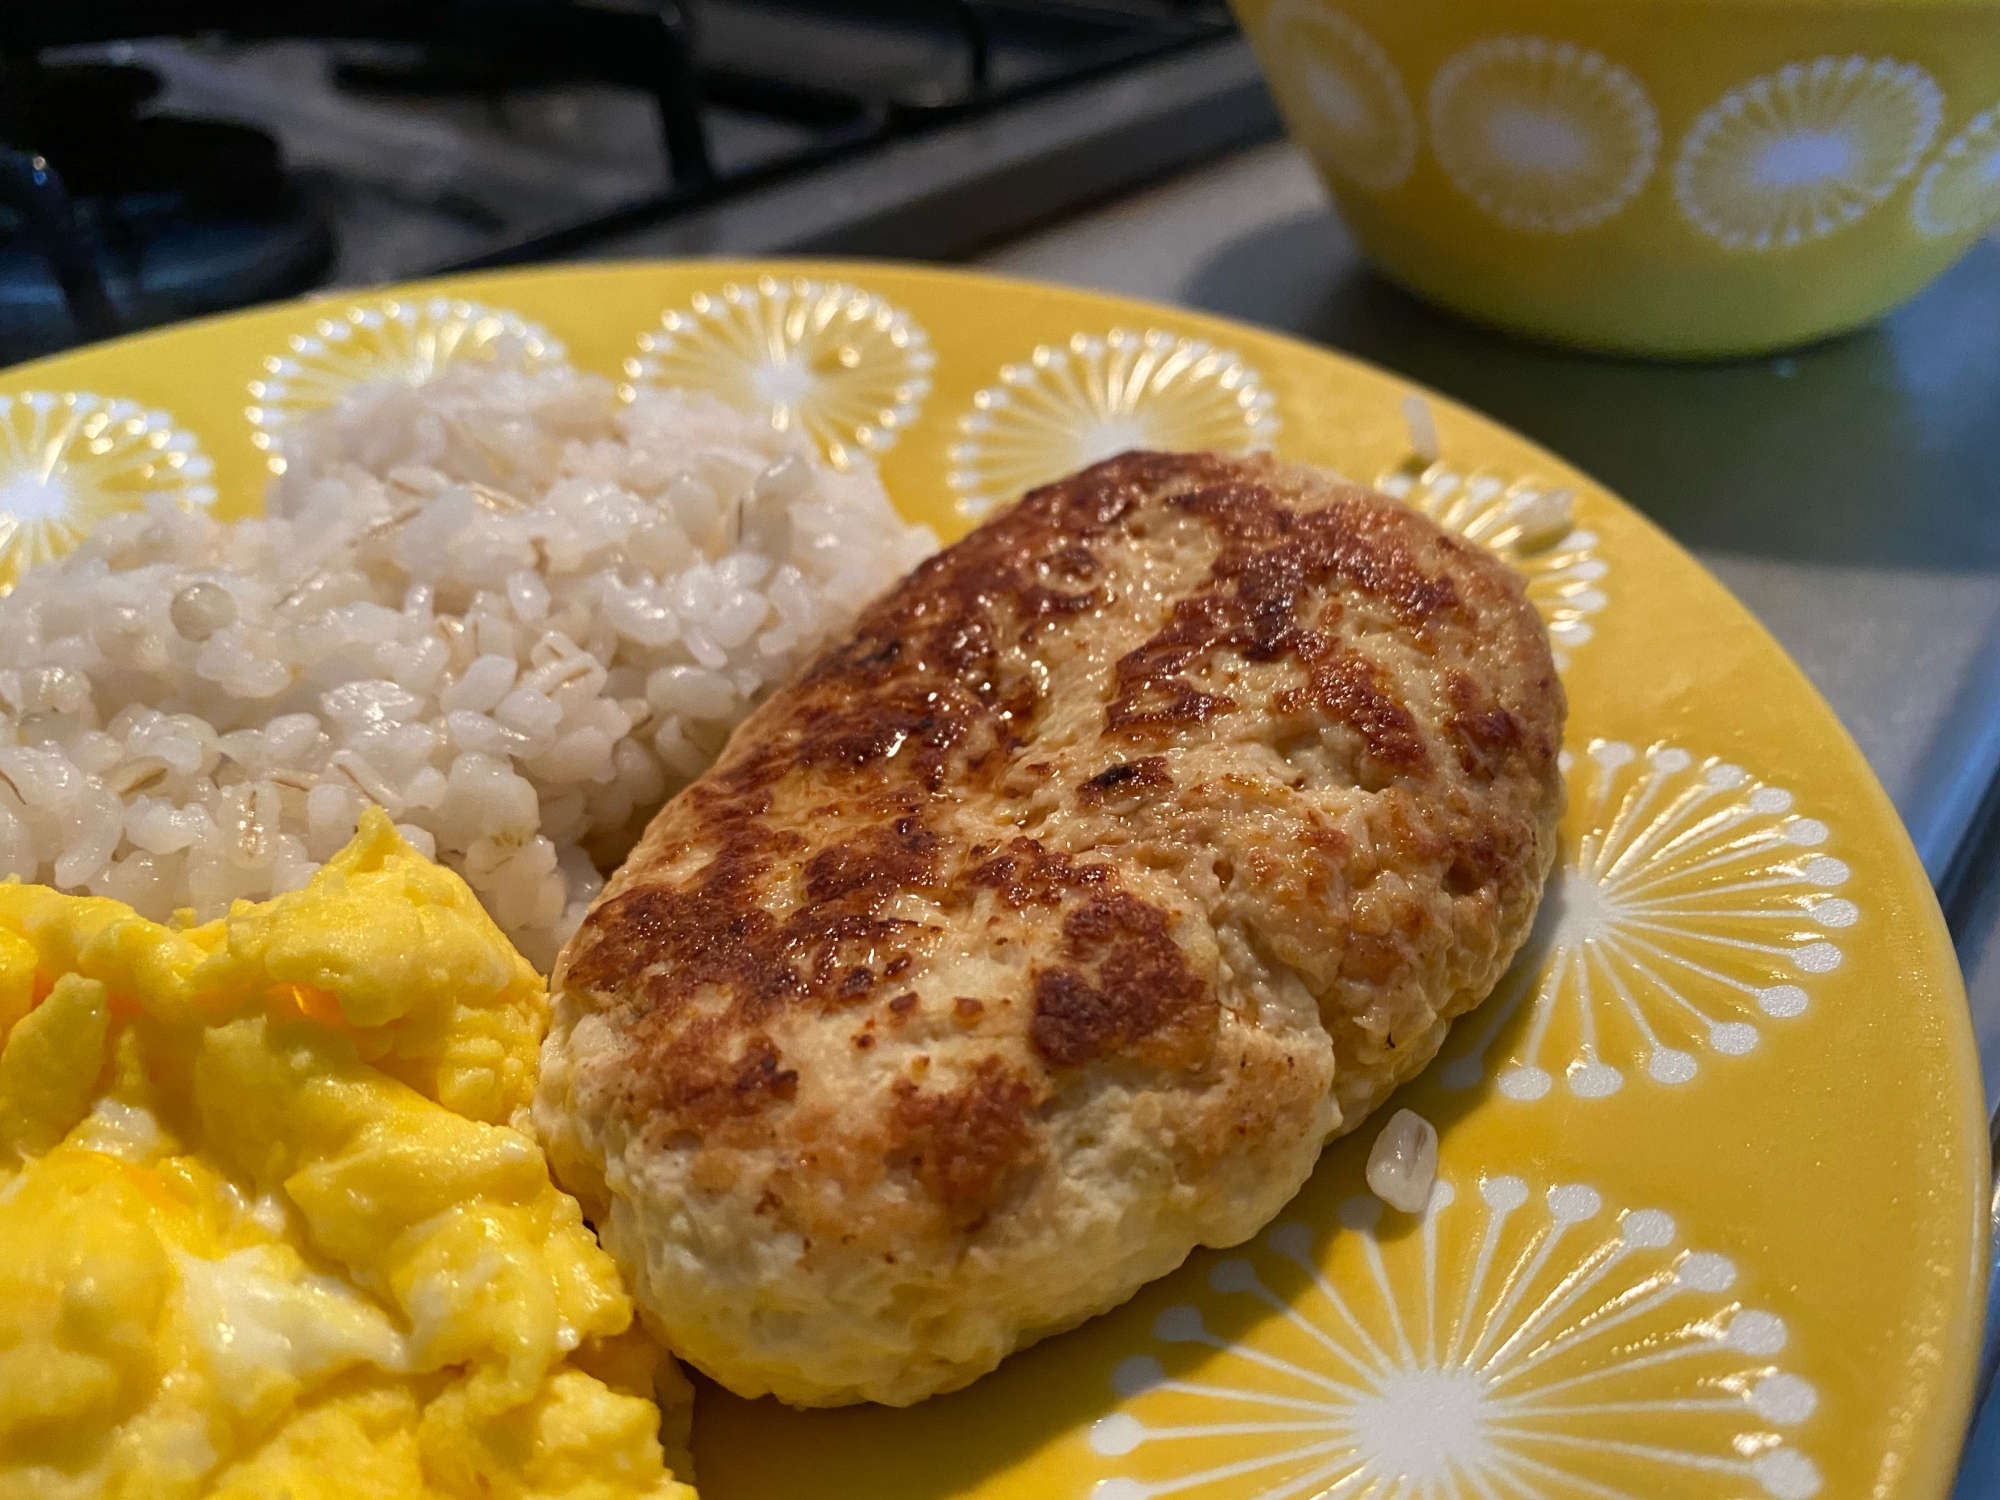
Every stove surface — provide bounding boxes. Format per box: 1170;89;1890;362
2;3;1240;362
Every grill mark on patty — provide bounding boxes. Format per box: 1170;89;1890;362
889;1056;1042;1226
619;1016;800;1145
968;836;1112;908
1173;480;1466;624
565;772;947;1138
1078;756;1172;805
1279;647;1429;773
753;458;1199;788
1444;668;1530;780
1030;893;1216;1072
1049;544;1099;579
570;802;938;1023
1105;479;1461;770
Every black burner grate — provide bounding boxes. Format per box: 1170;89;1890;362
0;0;1242;359
448;0;1240;268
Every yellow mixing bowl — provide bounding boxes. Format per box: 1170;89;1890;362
1232;0;2000;355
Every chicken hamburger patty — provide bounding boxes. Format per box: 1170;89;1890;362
534;450;1566;1406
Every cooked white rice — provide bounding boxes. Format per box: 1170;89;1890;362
0;355;935;967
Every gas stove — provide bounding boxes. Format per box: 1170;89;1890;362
0;1;1276;364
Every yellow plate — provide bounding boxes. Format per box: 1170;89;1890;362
3;260;1985;1500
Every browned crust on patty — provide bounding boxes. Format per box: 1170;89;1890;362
544;450;1564;1396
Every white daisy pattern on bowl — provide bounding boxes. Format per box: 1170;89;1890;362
948;329;1279;519
1090;1175;1822;1500
1426;37;1660;233
1377;460;1604;668
1445;740;1852;1102
0;392;215;592
1675;57;1943;251
1911;102;2000;238
247;297;563;473
626;277;934;471
1259;1;1417;193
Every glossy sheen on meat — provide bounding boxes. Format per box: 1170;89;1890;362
533;451;1565;1406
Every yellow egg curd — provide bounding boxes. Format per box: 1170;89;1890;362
0;810;696;1500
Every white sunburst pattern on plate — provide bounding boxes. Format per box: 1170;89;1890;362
948;329;1279;519
1259;0;1417;193
1674;56;1943;251
247;296;564;473
1911;102;2000;238
1088;1174;1822;1500
625;276;934;471
1426;37;1660;234
0;392;215;592
1444;739;1852;1102
1376;459;1604;669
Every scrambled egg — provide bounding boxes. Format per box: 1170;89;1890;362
0;811;697;1500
